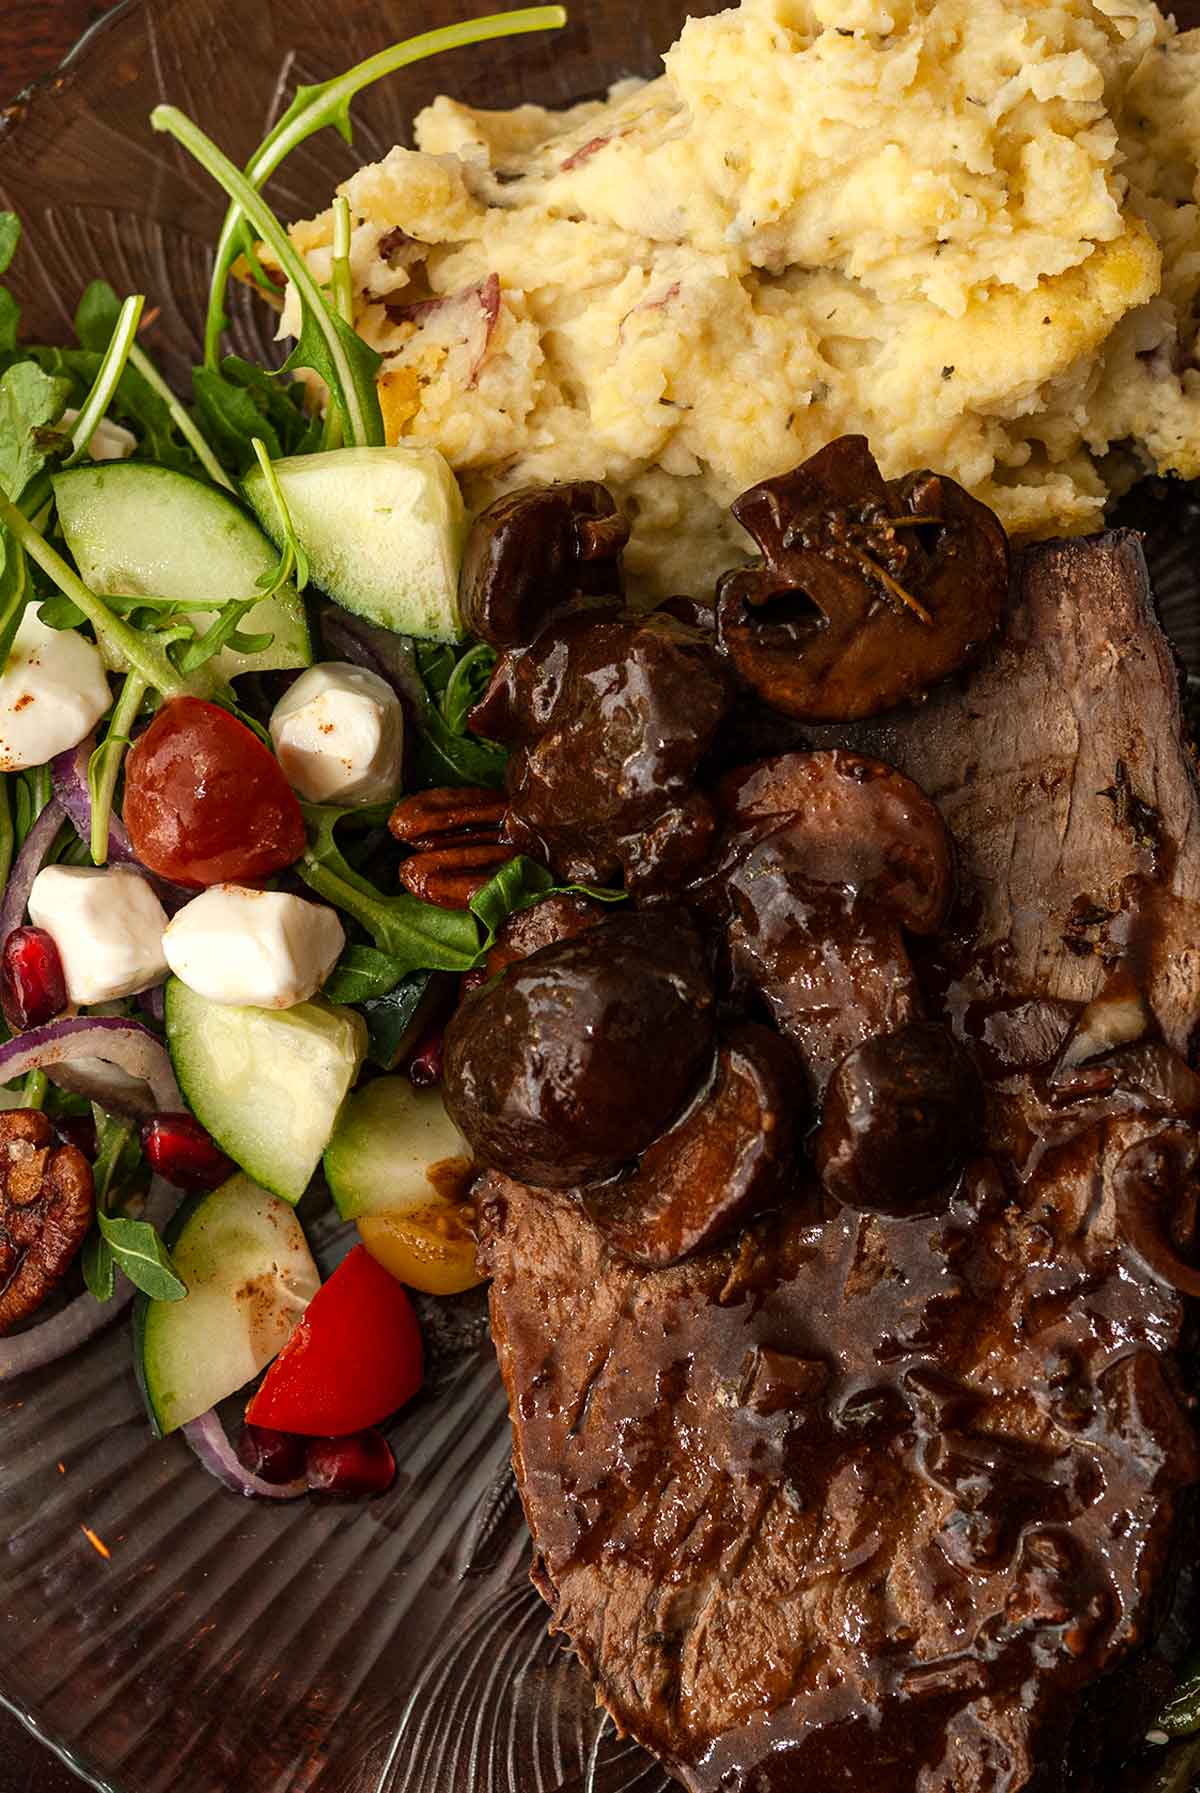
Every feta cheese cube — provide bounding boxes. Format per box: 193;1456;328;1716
0;611;111;772
269;662;404;806
60;408;138;463
29;865;169;1004
163;885;345;1009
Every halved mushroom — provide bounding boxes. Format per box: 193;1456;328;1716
443;911;716;1188
716;435;1009;721
715;749;954;934
583;1022;803;1266
459;481;630;648
814;1022;984;1215
717;751;954;1092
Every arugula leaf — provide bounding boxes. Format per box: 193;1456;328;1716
198;7;566;371
0;363;70;501
96;1210;187;1301
192;358;320;473
0;213;20;354
324;943;413;1004
298;804;480;973
360;971;435;1068
175;600;273;675
152;105;384;450
82;1228;116;1303
250;437;310;597
441;642;497;735
469;855;626;955
73;279;120;353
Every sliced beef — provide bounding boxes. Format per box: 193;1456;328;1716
478;530;1200;1793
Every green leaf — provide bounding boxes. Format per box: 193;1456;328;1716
411;706;508;790
0;362;70;501
0;215;20;277
74;279;120;353
1159;1654;1200;1738
0;290;20;358
249;437;310;597
298;803;481;974
441;642;497;735
197;8;566;371
82;1231;116;1303
0;527;30;673
152;105;384;451
323;943;411;1004
96;1211;186;1301
468;855;626;955
360;971;434;1068
191;357;320;473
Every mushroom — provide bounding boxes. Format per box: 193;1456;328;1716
814;1021;984;1215
715;435;1009;721
716;750;954;1092
442;911;717;1188
459;482;630;648
471;603;733;897
583;1021;804;1266
0;1109;94;1334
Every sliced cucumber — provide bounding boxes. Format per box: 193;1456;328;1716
134;1173;319;1437
54;461;311;681
324;1075;472;1222
165;979;366;1205
242;446;466;642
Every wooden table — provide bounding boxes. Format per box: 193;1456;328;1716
0;9;125;1780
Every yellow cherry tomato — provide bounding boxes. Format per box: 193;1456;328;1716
357;1201;485;1297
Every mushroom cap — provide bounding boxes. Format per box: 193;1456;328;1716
443;910;716;1188
716;435;1009;722
459;481;629;649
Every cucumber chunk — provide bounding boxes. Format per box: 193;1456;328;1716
242;446;467;642
324;1075;472;1221
54;461;311;680
134;1173;319;1437
165;979;366;1205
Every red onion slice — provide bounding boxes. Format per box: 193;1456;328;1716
0;797;64;940
50;739;191;910
0;1176;179;1382
0;1015;182;1115
182;1407;307;1500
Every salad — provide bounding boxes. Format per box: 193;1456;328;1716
0;6;581;1501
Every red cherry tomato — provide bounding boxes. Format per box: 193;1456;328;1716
246;1245;424;1437
123;697;305;887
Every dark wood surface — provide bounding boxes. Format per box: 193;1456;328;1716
0;14;125;1785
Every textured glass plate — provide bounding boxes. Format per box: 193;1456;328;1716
0;2;722;1789
3;4;1200;1792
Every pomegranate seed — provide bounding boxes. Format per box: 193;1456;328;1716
141;1113;234;1192
1;927;68;1031
238;1423;307;1486
408;1027;444;1089
54;1113;98;1161
305;1430;396;1498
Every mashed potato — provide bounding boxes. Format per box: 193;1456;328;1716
277;0;1200;598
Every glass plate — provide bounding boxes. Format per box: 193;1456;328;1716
2;4;1200;1792
0;3;720;1788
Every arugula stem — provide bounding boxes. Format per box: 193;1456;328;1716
0;492;188;699
66;295;145;467
152;106;384;450
323;198;354;452
126;344;235;492
21;1068;47;1110
89;669;147;865
198;6;567;373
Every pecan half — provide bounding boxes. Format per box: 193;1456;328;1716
0;1110;94;1335
389;786;507;850
398;841;517;909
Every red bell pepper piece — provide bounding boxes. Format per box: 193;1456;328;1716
246;1245;423;1437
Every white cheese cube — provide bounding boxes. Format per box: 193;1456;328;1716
163;885;345;1009
60;408;138;463
29;865;169;1004
0;611;111;772
269;662;404;805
